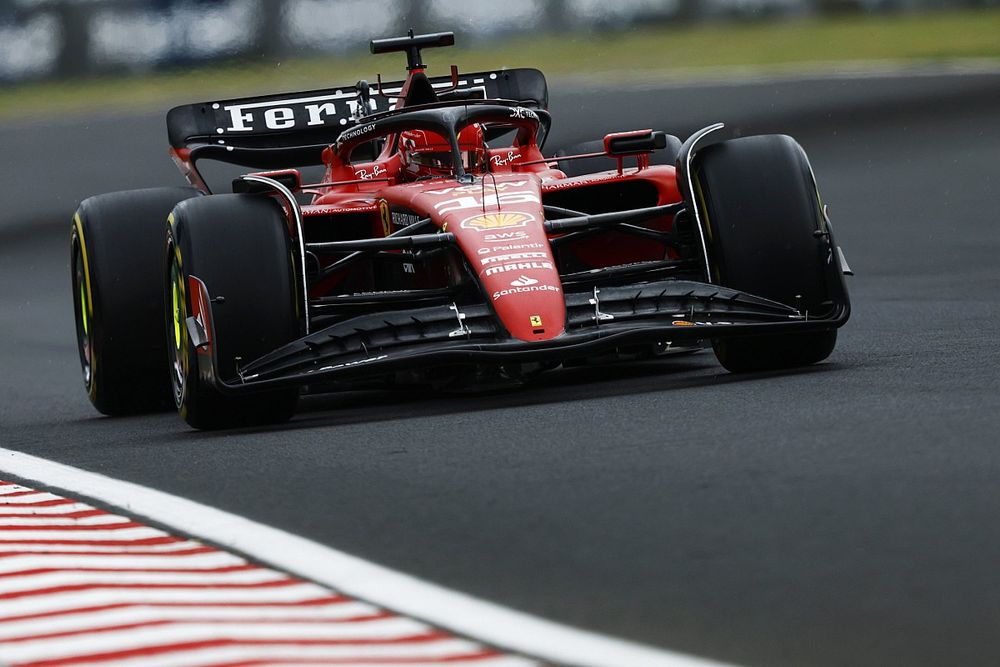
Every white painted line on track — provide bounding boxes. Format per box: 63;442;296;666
0;552;247;572
0;567;294;594
0;619;461;664
0;541;211;554
0;514;132;526
0;584;339;618
0;492;71;504
0;447;737;667
0;526;167;541
0;601;383;640
0;502;98;515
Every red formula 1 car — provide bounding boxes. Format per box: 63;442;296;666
71;31;851;429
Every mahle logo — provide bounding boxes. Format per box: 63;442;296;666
460;211;534;232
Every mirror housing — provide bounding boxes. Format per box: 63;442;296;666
604;129;667;156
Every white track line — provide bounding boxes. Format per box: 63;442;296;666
0;503;100;515
58;647;524;667
0;567;293;594
0;447;736;667
0;552;246;572
0;619;450;664
4;638;487;665
0;515;132;526
0;492;73;504
0;541;208;554
0;601;383;640
0;527;167;541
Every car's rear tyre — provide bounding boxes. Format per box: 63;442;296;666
554;135;682;177
166;194;300;430
71;186;199;415
693;134;837;373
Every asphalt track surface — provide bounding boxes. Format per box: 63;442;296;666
2;70;999;666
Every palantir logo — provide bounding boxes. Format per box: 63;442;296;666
510;275;538;287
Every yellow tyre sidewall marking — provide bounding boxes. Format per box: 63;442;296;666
691;174;721;283
79;282;89;336
73;212;98;394
72;213;94;329
171;271;182;352
167;214;190;414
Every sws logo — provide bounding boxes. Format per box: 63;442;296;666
461;212;535;232
484;231;531;242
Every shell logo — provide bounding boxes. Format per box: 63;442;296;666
460;211;534;232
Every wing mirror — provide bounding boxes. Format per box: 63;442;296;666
604;130;668;156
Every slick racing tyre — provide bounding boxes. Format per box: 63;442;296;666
71;186;199;415
693;134;837;373
165;194;300;430
554;135;682;177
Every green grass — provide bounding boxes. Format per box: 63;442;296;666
2;7;998;121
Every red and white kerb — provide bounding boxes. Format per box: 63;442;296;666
0;480;535;667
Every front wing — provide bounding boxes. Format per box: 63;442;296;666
185;278;850;394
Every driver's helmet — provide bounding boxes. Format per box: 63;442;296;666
399;125;485;177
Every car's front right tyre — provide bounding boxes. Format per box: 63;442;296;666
165;194;300;430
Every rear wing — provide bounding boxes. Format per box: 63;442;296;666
166;68;548;169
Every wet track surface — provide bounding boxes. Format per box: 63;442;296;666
2;71;1000;666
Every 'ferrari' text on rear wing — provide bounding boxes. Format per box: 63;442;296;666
166;68;548;160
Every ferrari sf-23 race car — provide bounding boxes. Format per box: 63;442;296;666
71;31;852;429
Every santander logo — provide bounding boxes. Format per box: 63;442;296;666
510;275;538;287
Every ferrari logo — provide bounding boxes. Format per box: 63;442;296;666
529;315;543;328
378;200;391;237
461;211;533;232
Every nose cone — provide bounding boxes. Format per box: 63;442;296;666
467;214;565;341
420;177;565;341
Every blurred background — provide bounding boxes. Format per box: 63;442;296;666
1;0;997;83
0;0;996;214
